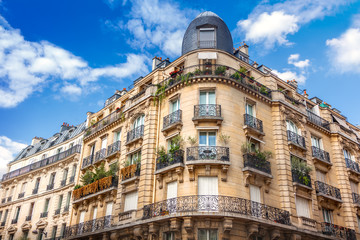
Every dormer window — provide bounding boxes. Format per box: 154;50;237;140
198;28;216;48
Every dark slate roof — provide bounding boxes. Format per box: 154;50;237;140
181;11;233;55
11;121;86;163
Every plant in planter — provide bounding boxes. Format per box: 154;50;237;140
85;129;91;136
219;133;231;146
187;136;198;147
215;66;227;76
291;156;312;186
203;69;212;75
74;184;82;190
169;70;179;78
81;170;95;185
239;66;247;74
194;68;202;75
156;146;168;163
181;72;194;85
204;61;212;66
260;86;269;95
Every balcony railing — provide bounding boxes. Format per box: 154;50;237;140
143;195;290;225
40;212;48;218
307;110;330;130
25;215;31;221
193;104;222;120
94;148;107;163
65;215;112;238
1;145;81;182
157;64;272;99
345;158;360;174
126;125;144;143
287;131;306;149
60;180;66;187
291;170;312;188
352;192;360;205
187;146;230;162
47;183;54;191
198;40;216;48
104;93;121;107
156;150;184;171
11;219;17;224
18;192;25;199
315;181;341;200
73;176;118;201
244;114;263;133
84;109;124;138
121;164;140;181
81;155;94;169
107;141;121;156
243;153;271;175
129;89;146;101
32;188;38;195
312;146;331;163
163;110;182;130
55;209;60;215
321;222;356;240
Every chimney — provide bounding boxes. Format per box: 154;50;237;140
239;42;249;55
152;56;162;70
31;136;42;146
288;79;298;89
60;122;71;132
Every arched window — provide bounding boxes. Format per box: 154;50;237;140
286;120;300;135
132;115;144;129
343;149;354;161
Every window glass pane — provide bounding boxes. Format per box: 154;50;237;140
246;104;254;116
198;229;207;240
208;91;215;104
200;92;207;104
199;132;207;145
208;132;216;146
209;229;218;240
171;99;179;112
200;30;215;41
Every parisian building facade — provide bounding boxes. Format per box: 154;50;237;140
1;11;360;240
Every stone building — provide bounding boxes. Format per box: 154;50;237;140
0;122;86;240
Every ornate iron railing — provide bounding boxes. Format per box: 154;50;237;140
65;215;112;238
40;212;48;218
121;164;141;181
18;192;25;199
156;150;184;171
244;114;263;133
198;40;216;48
94;148;107;163
163;110;182;129
352;192;360;205
315;181;341;200
321;222;356;240
193;104;222;119
81;155;94;169
291;170;312;188
157;64;272;99
1;145;81;181
307;110;330;130
143;195;290;225
84;108;124;137
243;153;271;175
126;125;144;143
284;94;302;106
287;131;306;148
107;141;121;156
47;183;54;190
129;89;146;101
312;146;331;163
187;146;230;162
345;158;360;173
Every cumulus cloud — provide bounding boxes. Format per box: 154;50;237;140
236;0;354;49
0;136;27;176
0;17;150;108
288;54;310;68
272;69;306;84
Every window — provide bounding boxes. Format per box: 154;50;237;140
38;230;44;240
316;170;327;183
163;232;175;240
58;195;63;210
63;169;68;182
60;223;66;238
200;91;215;105
357;215;360;233
21;182;27;194
51;226;57;239
199;28;216;48
71;165;77;178
114;130;121;142
65;192;71;208
128;151;141;165
69;142;74;148
101;137;107;150
79;210;85;223
199;132;216;146
351;181;359;194
295;196;310;218
90;144;96;156
3;210;8;223
344;149;354;160
322;208;333;223
9;187;15;197
9;234;14;240
167;181;178;200
286;120;299;134
246;103;255;117
29;202;34;217
249;185;261;203
35;178;41;190
311;136;323;149
49;172;56;185
0;211;3;221
44;198;50;213
41;154;46;160
198;229;217;240
92;207;97;220
198;177;218;196
170;98;180;113
124;192;138;212
133;115;144;129
106;202;113;216
14;206;21;221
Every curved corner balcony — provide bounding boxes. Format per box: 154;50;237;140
186;146;229;165
142;195;290;226
126;125;144;145
192;104;223;125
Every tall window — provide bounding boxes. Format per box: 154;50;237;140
286;120;299;134
106;202;113;216
63;169;68;182
20;182;27;194
198;177;218;196
295;196;310;218
344;149;354;160
350;181;359;194
65;192;71;208
133;115;144;129
3;210;8;223
101;137;107;151
322;208;333;223
311;136;323;149
114;130;121;142
44;198;50;213
128;151;141;165
124;192;138;212
51;226;57;239
316;170;327;183
246;103;255;117
71;165;77;178
199;28;215;48
34;178;40;190
90;144;96;156
167;182;178;200
164;232;175;240
199;132;216;146
49;172;56;186
198;229;217;240
13;206;20;221
170;98;180;113
28;202;34;217
57;195;63;211
249;185;261;203
60;223;66;238
200;91;215;105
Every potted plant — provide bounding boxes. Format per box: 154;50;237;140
116;107;121;112
194;69;202;76
215;66;227;76
248;76;255;83
156;146;168;163
204;61;212;66
291;156;312;186
169;70;179;78
260;86;268;95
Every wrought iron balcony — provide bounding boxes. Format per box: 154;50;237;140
287;131;306;149
187;146;230;162
1;198;5;204
1;145;81;182
47;183;54;190
243;153;271;175
7;196;12;202
65;215;112;238
143;195;290;225
291;170;312;188
129;89;146;101
55;209;60;215
126;125;144;143
40;212;48;218
69;176;75;183
32;188;38;195
193;104;222;120
107;141;121;157
25;215;31;221
18;192;25;199
307;110;330;131
244;114;263;133
321;222;356;240
198;40;216;48
121;164;140;181
345;158;360;174
81;155;94;169
163;110;182;130
84;109;124;138
315;181;341;200
60;179;66;187
352;192;360;206
312;146;331;163
64;205;70;213
73;176;118;201
94;148;107;163
156;150;184;171
11;219;17;224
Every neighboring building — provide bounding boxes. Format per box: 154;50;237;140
0;122;85;240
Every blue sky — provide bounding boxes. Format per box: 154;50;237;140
0;0;360;168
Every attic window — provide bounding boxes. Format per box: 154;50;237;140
199;28;216;48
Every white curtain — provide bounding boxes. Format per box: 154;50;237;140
198;177;218;195
79;210;85;223
92;207;97;220
167;182;178;199
124;192;138;212
106;202;113;216
101;137;107;149
249;185;261;203
296;196;310;218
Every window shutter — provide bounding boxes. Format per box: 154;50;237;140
106;202;113;216
249;185;261;203
167;182;178;199
296;196;310;218
79;210;85;223
198;177;218;196
124;192;138;212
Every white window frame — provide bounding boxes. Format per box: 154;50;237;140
199;131;216;146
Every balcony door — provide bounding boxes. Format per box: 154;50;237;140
199;91;216;116
198;176;218;212
199;132;216;160
286;120;300;135
311;136;323;149
92;207;97;231
78;210;85;234
170;99;180;113
167;181;178;214
249;185;262;217
246;103;255;117
133;115;144;129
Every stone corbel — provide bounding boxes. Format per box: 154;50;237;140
97;196;104;208
183;217;194;240
83;200;89;212
270;229;281;240
247;223;259;238
188;165;195;181
222;217;233;234
221;165;229;182
133;226;143;239
205;165;211;175
264;178;272;193
148;223;159;238
110;231;119;240
102;233;109;240
111;189;117;201
175;167;183;183
156;175;163;189
244;172;252;187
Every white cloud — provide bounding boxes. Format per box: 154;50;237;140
288;54;310;68
0;18;150;108
236;0;354;49
0;136;27;176
272;69;306;84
